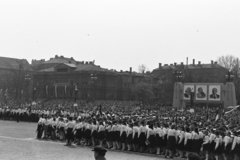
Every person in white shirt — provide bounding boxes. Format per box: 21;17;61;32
91;120;98;147
177;126;185;158
42;116;48;139
64;117;75;146
138;121;147;152
166;124;177;158
155;123;163;155
132;122;140;152
222;131;232;160
147;123;155;154
105;121;112;149
111;121;118;150
120;121;127;150
51;117;57;140
36;114;44;139
126;123;133;151
98;121;106;146
184;127;192;157
231;131;240;160
214;131;223;160
201;130;210;160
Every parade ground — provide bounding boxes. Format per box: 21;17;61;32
0;120;167;160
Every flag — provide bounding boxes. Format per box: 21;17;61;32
74;84;78;102
46;86;48;95
225;105;240;114
33;87;36;101
206;106;209;121
227;106;237;109
99;105;102;116
55;86;57;97
215;108;219;121
190;91;194;107
215;114;219;121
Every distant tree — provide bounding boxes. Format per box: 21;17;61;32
138;64;149;74
217;55;240;103
3;59;29;99
217;55;240;71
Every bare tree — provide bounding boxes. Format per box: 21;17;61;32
2;59;30;99
138;64;149;74
217;55;240;104
217;55;240;71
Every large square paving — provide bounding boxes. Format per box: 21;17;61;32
0;121;167;160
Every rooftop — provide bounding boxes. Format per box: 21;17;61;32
153;60;226;71
0;56;33;71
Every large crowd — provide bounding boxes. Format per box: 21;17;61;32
1;99;240;160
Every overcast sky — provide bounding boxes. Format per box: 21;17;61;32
0;0;240;72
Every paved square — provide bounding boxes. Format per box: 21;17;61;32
0;121;167;160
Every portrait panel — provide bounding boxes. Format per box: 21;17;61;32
195;85;207;100
208;85;221;101
183;85;194;100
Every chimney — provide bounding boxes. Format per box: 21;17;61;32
82;61;84;64
193;59;195;65
130;67;132;73
60;55;64;58
120;70;123;73
198;61;201;65
214;62;217;64
211;60;213;64
71;57;73;60
159;63;162;69
174;62;177;66
85;62;88;64
181;62;184;65
55;55;58;58
164;64;168;66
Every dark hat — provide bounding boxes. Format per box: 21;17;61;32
92;146;107;153
188;153;201;160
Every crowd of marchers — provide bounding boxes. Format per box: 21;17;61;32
1;99;240;160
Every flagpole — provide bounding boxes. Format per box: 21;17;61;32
55;86;57;98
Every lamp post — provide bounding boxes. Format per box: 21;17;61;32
24;74;31;101
225;70;234;82
173;70;183;82
74;83;78;102
90;73;98;100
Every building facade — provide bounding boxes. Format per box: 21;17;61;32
0;56;33;102
151;59;228;104
32;55;143;101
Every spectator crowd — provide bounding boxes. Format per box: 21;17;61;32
1;99;240;160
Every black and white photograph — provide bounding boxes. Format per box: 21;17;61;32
0;1;240;160
195;85;207;101
183;85;194;100
208;85;221;101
